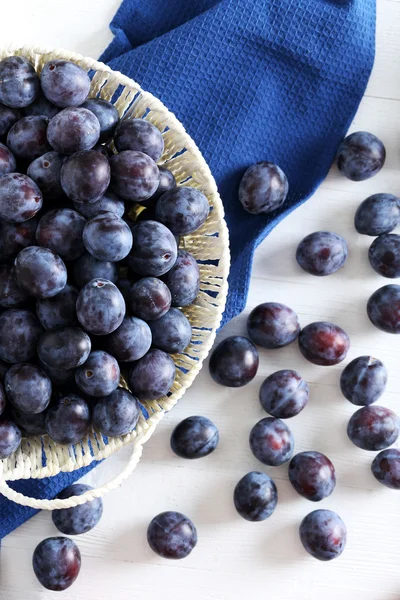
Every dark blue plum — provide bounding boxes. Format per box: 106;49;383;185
149;308;191;354
41;60;90;108
347;405;400;450
0;264;29;308
289;451;336;501
128;349;176;401
83;212;132;262
233;471;278;521
52;483;103;534
0;173;42;222
0;382;5;416
355;193;400;236
76;278;125;335
5;363;51;414
340;356;387;406
170;416;219;459
72;252;118;289
14;246;67;298
81;98;120;143
0;419;22;458
104;316;151;362
46;394;90;444
247;303;300;349
367;285;400;333
128;220;177;276
296;231;348;276
128;277;171;320
0;142;16;175
300;510;346;561
371;449;400;489
114;119;164;161
144;166;176;207
0;217;38;258
110;150;159;202
299;321;350;366
156;187;210;235
209;335;259;387
73;190;125;219
36;283;79;330
36;208;86;261
147;511;197;559
259;370;309;419
8;404;47;436
92;388;140;437
336;131;385;181
368;234;400;278
155;167;176;196
37;326;91;370
0;56;39;108
27;151;65;200
47;107;100;154
162;250;200;307
32;537;81;591
0;103;21;137
7;115;51;163
22;92;60;119
61;150;110;203
239;161;289;215
0;309;43;363
249;417;294;466
75;351;120;397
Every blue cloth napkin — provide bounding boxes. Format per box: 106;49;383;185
0;463;100;538
102;0;376;324
0;0;375;538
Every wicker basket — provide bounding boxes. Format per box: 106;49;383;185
0;46;230;510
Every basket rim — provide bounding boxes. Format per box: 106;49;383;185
0;45;231;492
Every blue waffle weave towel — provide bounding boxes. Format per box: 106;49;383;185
0;0;375;538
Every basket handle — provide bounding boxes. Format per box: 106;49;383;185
0;416;160;510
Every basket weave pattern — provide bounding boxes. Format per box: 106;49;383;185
0;46;230;510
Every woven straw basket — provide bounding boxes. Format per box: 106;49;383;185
0;46;230;510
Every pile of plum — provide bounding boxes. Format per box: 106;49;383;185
3;56;399;589
206;130;400;563
0;55;210;461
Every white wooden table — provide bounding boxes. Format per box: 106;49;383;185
1;2;400;599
